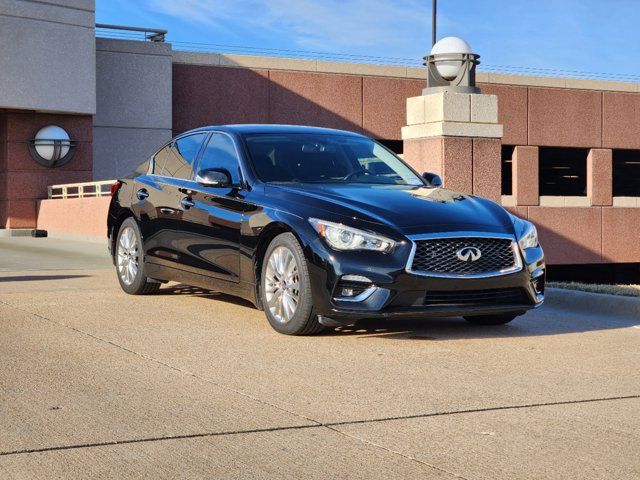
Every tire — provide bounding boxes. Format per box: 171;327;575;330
115;217;160;295
463;313;519;325
260;233;324;335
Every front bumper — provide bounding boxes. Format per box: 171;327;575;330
305;236;545;323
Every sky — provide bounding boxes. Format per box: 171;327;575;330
96;0;640;79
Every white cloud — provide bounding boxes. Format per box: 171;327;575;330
146;0;433;55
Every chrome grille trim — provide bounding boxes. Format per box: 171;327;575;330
405;231;523;279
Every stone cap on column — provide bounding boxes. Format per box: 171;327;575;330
402;91;503;140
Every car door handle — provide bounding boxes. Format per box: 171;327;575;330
159;207;177;215
136;189;149;201
181;197;195;210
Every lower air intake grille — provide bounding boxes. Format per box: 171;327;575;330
410;237;518;276
424;288;527;307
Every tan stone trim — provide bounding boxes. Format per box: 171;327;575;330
483;73;640;92
172;51;423;78
612;197;640;207
401;122;503;140
539;196;592;207
501;195;516;207
172;51;640;92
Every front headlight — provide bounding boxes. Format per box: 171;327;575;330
309;218;395;252
518;223;539;250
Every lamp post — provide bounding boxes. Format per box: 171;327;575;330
432;0;437;47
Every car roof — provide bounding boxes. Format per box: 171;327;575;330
181;124;367;137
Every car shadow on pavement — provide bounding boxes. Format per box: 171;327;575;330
0;274;91;282
326;311;640;340
154;284;639;340
156;284;256;308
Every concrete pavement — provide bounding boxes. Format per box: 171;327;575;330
0;238;639;479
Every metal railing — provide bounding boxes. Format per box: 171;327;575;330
96;23;167;42
48;181;116;199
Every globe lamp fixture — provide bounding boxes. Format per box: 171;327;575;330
28;125;76;168
423;37;480;94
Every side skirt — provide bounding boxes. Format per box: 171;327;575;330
145;262;258;307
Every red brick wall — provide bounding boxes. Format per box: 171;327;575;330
172;64;424;140
172;66;640;151
171;65;640;266
0;111;92;228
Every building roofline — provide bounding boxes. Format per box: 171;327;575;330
172;50;640;93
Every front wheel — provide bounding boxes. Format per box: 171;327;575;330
115;217;160;295
463;313;519;325
261;233;324;335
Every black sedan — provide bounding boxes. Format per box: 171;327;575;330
108;125;545;335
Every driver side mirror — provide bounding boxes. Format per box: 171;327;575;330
195;168;232;188
422;172;443;187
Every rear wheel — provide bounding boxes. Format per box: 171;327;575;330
115;217;160;295
464;313;519;325
261;233;324;335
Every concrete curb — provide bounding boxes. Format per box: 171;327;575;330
0;229;39;238
46;232;108;245
545;287;640;318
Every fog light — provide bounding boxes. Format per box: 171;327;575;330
334;275;377;302
531;270;545;303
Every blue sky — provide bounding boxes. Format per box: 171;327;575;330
96;0;640;79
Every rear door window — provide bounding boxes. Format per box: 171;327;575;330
156;133;207;179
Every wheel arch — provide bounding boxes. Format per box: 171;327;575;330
252;221;306;310
109;207;136;263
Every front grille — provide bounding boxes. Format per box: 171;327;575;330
424;288;527;307
410;237;518;276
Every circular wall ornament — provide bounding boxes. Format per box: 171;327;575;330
28;125;77;168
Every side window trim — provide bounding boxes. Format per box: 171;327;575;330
194;130;246;187
150;140;173;176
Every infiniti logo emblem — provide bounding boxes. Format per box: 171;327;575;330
456;246;482;263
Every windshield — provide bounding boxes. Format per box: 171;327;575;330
243;133;425;186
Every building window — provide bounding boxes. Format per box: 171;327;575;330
501;145;514;195
539;147;588;196
613;149;640;197
377;139;403;155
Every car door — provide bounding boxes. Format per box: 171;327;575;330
177;131;247;282
135;133;208;270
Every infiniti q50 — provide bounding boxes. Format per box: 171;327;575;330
108;125;545;335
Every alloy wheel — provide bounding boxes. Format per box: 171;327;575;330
117;226;139;285
264;245;300;323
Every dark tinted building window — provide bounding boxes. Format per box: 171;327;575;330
501;145;514;195
376;139;403;155
198;133;241;184
613;149;640;197
159;133;207;179
539;147;588;196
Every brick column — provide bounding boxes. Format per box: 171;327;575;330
587;149;613;206
402;90;503;198
513;146;539;206
472;138;502;203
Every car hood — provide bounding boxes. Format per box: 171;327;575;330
267;183;513;233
